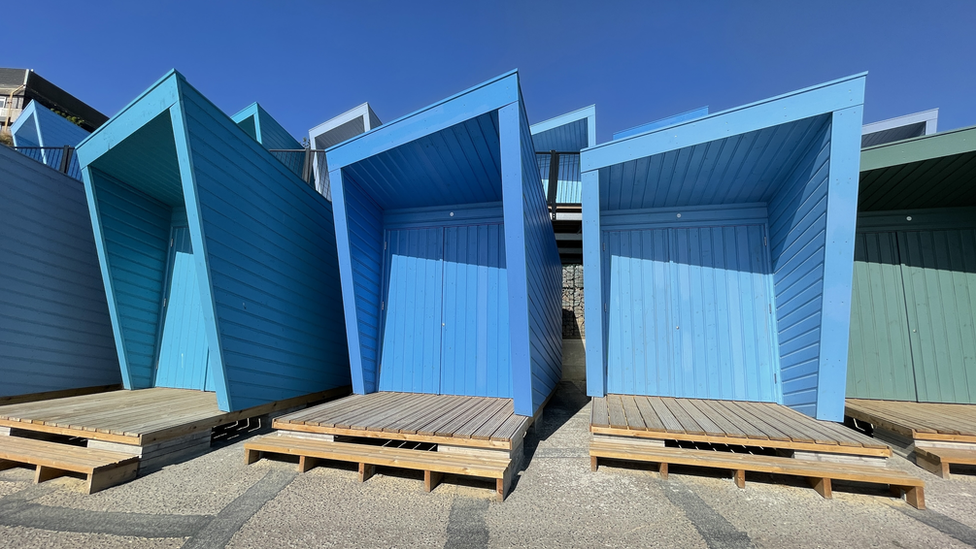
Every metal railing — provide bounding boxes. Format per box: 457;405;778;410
536;151;582;220
14;145;83;181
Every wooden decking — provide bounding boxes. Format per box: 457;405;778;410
275;392;530;450
592;395;890;457
0;387;346;446
846;399;976;444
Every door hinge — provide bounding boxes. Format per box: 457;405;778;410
603;242;606;251
384;241;388;250
604;303;608;312
774;373;778;383
162;297;167;308
769;304;772;314
381;301;385;311
763;236;767;246
170;238;174;248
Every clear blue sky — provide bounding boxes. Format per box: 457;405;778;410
8;1;975;144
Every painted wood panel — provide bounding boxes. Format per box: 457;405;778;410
86;169;171;389
605;224;776;402
378;227;444;394
901;229;976;404
178;81;351;410
441;224;511;398
767;119;831;417
846;232;917;401
0;145;120;397
517;102;563;413
154;224;211;390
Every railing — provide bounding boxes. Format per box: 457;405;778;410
13;145;83;181
536;151;582;220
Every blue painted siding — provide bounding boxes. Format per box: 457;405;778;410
177;81;351;410
0;145;120;398
441;223;511;398
329;71;561;416
582;75;866;420
379;227;444;394
517;101;562;413
767;118;831;418
77;71;351;411
154;223;211;390
338;175;384;393
86;169;171;389
603;220;777;401
231;103;301;151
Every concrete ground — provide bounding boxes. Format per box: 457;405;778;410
2;382;976;548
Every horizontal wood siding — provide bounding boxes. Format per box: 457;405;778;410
519;104;562;413
767;118;831;418
253;104;301;151
0;147;120;397
179;83;351;410
88;169;171;389
341;175;384;393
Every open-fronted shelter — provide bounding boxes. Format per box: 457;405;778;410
308;102;382;200
582;74;867;422
74;70;351;412
243;70;562;500
845;125;976;477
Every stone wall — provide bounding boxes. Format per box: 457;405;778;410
562;264;584;339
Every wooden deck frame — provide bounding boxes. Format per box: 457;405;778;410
590;439;924;509
592;396;891;458
274;392;532;451
0;437;139;494
0;386;350;447
846;399;976;445
246;434;513;501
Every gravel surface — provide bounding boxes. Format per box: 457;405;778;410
2;382;976;548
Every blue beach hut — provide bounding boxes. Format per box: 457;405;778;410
75;70;350;412
326;70;562;417
582;75;866;421
10;101;90;178
0;144;120;401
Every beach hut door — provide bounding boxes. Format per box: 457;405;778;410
154;224;212;391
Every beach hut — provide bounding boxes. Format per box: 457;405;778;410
243;71;561;499
582;74;867;422
10;101;89;178
73;70;350;412
844;123;976;476
308;103;382;200
860;108;938;148
0;144;120;403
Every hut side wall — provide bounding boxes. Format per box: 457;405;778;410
518;104;562;413
178;84;351;410
85;168;171;389
0;146;120;397
767;118;831;418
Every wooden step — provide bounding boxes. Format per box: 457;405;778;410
0;436;139;494
245;433;513;501
915;447;976;479
590;439;924;509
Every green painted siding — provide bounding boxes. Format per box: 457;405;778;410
901;229;976;403
848;219;976;404
847;232;916;400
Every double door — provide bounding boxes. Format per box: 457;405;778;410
604;224;779;402
847;229;976;403
377;224;511;398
